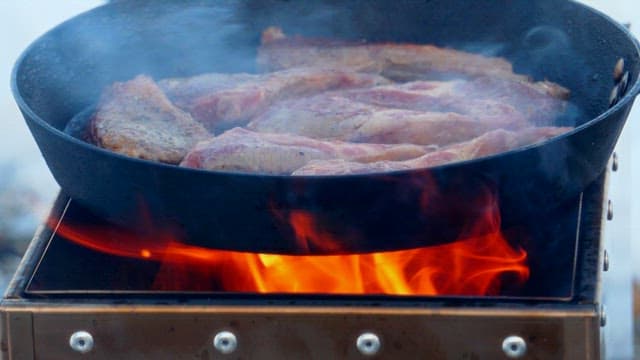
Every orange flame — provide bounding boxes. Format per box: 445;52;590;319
49;190;529;296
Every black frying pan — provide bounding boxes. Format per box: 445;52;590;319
12;0;640;254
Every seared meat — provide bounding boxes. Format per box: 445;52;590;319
247;91;526;146
456;77;568;126
180;127;431;174
91;75;211;164
258;27;527;81
293;127;572;175
343;77;568;126
158;68;389;130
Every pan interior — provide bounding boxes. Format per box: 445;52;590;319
13;0;640;134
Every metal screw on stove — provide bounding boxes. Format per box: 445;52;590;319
600;304;607;327
356;332;381;356
607;200;613;220
603;249;610;272
612;152;618;172
501;335;527;358
69;331;94;354
213;331;237;354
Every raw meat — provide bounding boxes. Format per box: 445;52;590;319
159;68;390;130
343;77;568;126
292;127;572;175
247;92;526;146
91;75;211;164
258;26;527;81
180;127;432;174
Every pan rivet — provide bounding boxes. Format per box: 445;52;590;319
356;332;381;356
213;331;237;354
502;335;527;358
612;152;619;172
69;331;94;354
600;304;607;327
603;250;610;272
614;58;625;81
607;200;613;220
609;86;620;107
619;71;630;95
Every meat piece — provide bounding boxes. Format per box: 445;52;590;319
293;127;572;175
91;75;211;164
247;92;525;146
293;159;415;176
158;68;390;130
455;77;569;126
258;27;527;81
377;44;528;82
180;127;431;174
343;77;568;126
422;126;572;162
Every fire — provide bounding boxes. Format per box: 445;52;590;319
50;187;529;296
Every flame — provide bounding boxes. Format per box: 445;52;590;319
287;211;346;253
49;187;529;296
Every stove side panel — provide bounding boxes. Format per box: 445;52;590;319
24;306;600;360
0;309;34;360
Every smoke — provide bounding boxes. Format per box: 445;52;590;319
16;1;262;126
523;26;570;58
516;25;577;83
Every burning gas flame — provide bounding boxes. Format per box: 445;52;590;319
49;187;529;296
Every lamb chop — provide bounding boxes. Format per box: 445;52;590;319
180;127;432;175
91;75;211;164
158;68;390;131
343;77;569;126
247;91;527;146
258;26;527;82
292;127;572;175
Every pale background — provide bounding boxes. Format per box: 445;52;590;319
0;1;638;358
578;1;640;359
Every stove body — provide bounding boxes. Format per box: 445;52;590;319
0;168;612;359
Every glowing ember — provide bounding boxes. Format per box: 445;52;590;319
48;186;529;296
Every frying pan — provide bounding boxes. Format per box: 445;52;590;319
12;0;640;254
